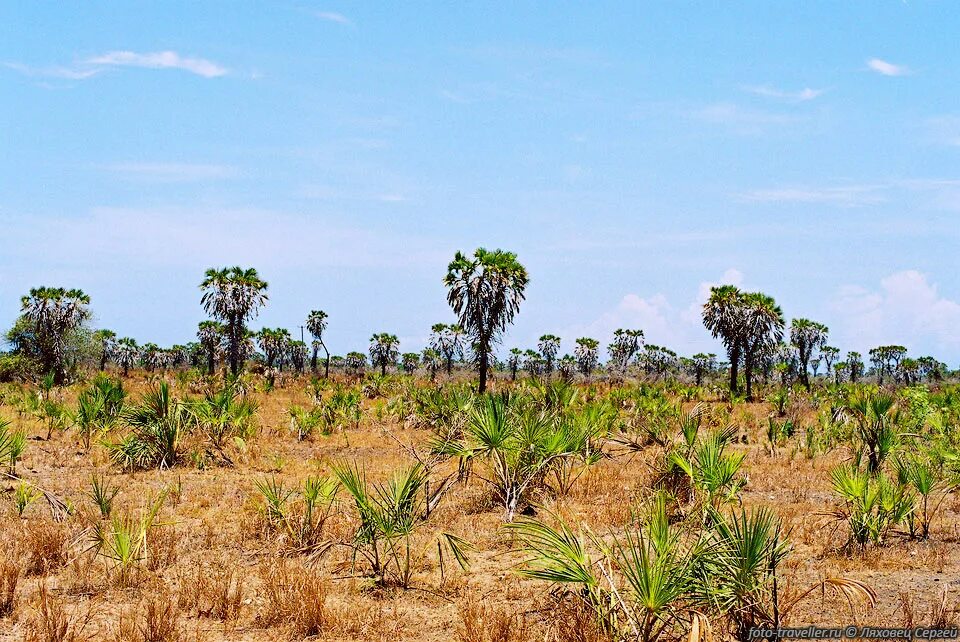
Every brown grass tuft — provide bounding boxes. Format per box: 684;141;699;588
257;560;330;638
22;520;70;576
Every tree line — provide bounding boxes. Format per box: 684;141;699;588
2;248;951;395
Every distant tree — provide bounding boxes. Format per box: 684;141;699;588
689;352;716;386
820;346;839;377
401;352;420;373
537;334;561;375
574;337;599;378
140;343;163;372
288;340;308;373
114;338;139;377
421;348;441;381
444;248;529;393
790;318;828;391
833;361;849;384
345;351;367;377
702;285;746;396
257;328;291;369
369;333;400;376
607;329;644;374
740;292;785;401
847;351;864;383
200;267;268;376
93;329;117;372
429;323;465;376
197;320;223;374
523;349;544;377
19;287;92;384
507;348;522;381
306;310;330;377
557;354;576;381
869;345;907;384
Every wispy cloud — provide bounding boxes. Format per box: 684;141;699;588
103;162;238;182
867;58;909;77
2;62;102;80
4;50;227;81
689;102;801;134
736;184;886;207
743;85;824;102
315;11;352;25
737;178;960;208
85;51;227;77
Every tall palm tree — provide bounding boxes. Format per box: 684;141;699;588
537;334;561;376
789;318;828;391
740;292;785;401
93;329;117;372
199;267;268;376
20;287;92;384
820;346;839;377
197;320;223;374
444;248;529;393
847;351;864;382
369;333;400;376
306;310;330;377
702;285;746;396
507;348;522;380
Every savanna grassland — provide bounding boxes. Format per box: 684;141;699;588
1;369;959;642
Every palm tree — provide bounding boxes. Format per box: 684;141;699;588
702;285;746;396
257;327;290;369
199;267;268;376
743;292;784;401
507;348;522;380
537;334;561;376
114;338;140;377
369;333;400;376
20;287;92;384
288;340;308;373
847;351;864;382
574;337;599;378
429;323;465;376
740;292;785;401
93;329;117;372
197;320;223;374
789;318;828;391
607;329;643;374
689;353;716;386
306;310;330;377
444;248;529;393
421;348;441;381
820;346;839;378
401;352;420;373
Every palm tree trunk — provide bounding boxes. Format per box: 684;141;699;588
478;348;489;393
728;344;741;395
745;353;754;401
311;346;318;372
207;349;215;375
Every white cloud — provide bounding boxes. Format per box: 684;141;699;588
867;58;909;77
743;85;824;102
3;62;102;80
831;271;960;355
5;51;228;81
561;269;744;358
315;11;352;24
103;162;238;182
736;184;886;207
85;51;227;77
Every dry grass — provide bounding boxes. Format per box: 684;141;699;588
1;371;959;640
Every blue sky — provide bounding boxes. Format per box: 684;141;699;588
3;2;960;362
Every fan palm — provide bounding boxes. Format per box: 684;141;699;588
789;318;828;391
574;337;599;378
537;334;561;376
197;320;223;374
369;333;400;376
19;286;92;384
306;310;330;376
444;248;529;393
200;266;268;376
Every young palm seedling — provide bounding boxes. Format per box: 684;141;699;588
88;473;120;519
